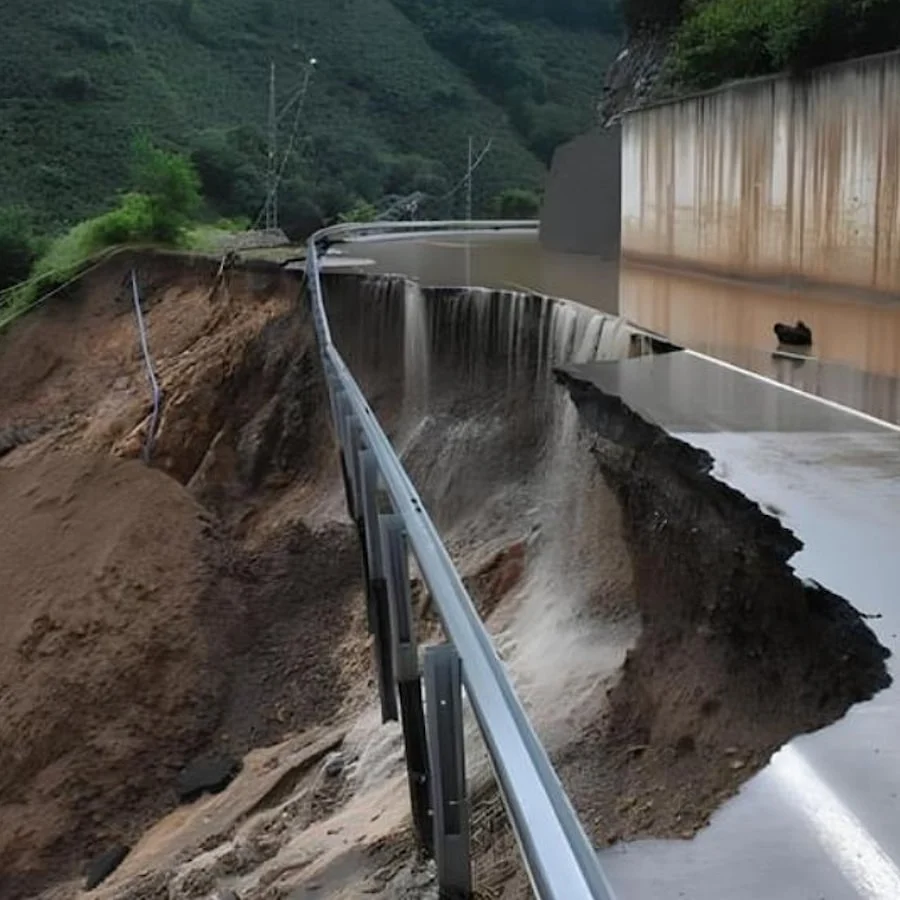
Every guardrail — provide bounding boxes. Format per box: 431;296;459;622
305;220;617;900
129;270;163;462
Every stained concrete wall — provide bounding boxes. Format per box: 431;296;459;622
621;51;900;294
540;128;621;257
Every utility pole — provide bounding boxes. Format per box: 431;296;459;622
466;135;473;223
266;61;277;231
465;135;473;287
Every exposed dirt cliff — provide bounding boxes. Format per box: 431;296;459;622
0;253;369;899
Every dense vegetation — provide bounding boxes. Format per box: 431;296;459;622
393;0;619;163
1;140;203;324
623;0;900;89
0;0;620;250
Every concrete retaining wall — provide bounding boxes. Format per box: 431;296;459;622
621;51;900;294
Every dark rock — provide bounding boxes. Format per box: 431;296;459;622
84;844;129;891
774;320;813;346
0;424;44;458
177;756;242;803
324;753;345;778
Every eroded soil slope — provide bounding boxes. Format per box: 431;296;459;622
555;369;891;844
0;253;368;899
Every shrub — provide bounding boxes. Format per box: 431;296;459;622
673;0;774;86
90;193;158;245
673;0;900;88
489;188;541;218
53;69;94;102
338;201;379;224
4;141;203;321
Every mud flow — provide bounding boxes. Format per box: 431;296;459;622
0;255;889;900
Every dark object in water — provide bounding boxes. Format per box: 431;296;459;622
774;321;813;346
177;756;242;803
84;844;129;890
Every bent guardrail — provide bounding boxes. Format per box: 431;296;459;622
305;220;617;900
129;270;163;463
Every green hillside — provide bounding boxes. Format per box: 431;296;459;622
0;0;620;237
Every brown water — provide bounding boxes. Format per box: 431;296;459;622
351;232;900;424
354;231;620;314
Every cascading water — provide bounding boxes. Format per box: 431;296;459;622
391;281;646;743
497;390;638;742
403;280;431;420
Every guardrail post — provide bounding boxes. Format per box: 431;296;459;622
347;415;364;523
425;643;471;897
361;451;398;723
334;389;357;522
382;514;432;851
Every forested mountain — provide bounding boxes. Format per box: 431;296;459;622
0;0;620;237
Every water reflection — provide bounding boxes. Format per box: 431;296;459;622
620;264;900;425
352;232;900;425
357;232;620;315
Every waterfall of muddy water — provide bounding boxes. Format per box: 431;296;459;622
493;393;639;746
403;280;431;421
323;275;644;805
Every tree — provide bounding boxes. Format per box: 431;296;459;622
53;69;93;102
130;137;202;242
338;201;379;224
622;0;687;30
279;178;324;238
527;103;579;165
0;208;37;291
671;0;900;88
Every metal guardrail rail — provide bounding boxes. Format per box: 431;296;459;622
305;220;617;900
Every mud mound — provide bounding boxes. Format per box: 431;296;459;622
0;453;215;895
0;451;365;899
0;254;368;899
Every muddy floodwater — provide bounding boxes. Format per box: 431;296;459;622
347;231;900;425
